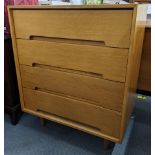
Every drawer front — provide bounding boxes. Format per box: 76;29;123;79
13;9;133;48
20;65;124;112
17;39;128;82
23;88;121;138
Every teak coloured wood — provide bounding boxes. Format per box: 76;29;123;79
8;4;147;143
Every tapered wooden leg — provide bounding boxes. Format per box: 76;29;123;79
103;139;114;150
40;117;46;126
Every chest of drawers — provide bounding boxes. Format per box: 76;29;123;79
8;4;146;143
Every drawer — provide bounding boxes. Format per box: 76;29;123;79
17;39;128;82
20;65;125;112
13;9;133;48
23;88;121;138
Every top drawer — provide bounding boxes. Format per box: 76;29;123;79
12;9;133;48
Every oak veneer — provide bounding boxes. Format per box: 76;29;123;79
8;4;147;143
20;65;125;112
23;88;121;138
13;9;133;48
17;39;128;82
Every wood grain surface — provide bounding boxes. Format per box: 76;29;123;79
13;9;133;48
17;39;129;82
23;88;121;138
8;4;146;143
20;65;125;112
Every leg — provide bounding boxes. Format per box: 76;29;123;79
103;139;114;150
40;117;46;126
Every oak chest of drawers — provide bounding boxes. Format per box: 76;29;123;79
8;4;146;143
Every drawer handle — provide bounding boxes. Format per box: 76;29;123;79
31;62;104;79
34;87;38;90
29;35;105;47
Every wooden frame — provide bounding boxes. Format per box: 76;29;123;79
8;4;147;143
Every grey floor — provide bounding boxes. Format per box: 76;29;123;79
4;95;151;155
126;95;151;155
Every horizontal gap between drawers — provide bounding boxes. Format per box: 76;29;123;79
27;86;121;114
31;63;104;79
36;109;101;132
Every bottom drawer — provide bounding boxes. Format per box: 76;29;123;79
23;88;121;138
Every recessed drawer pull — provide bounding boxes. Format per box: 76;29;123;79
29;35;106;47
31;63;104;79
34;87;38;90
